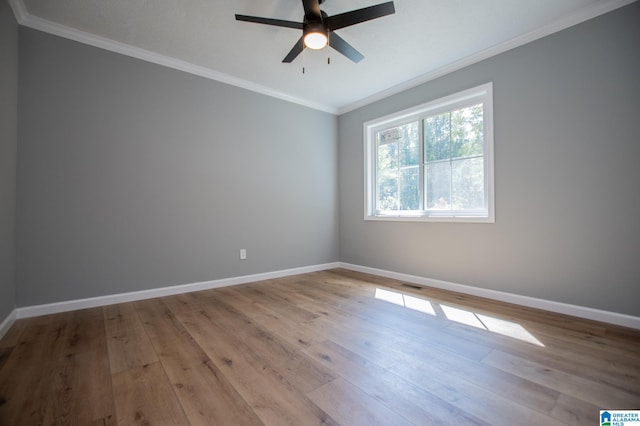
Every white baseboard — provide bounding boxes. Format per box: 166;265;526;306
8;260;639;331
15;262;340;319
339;262;640;330
0;308;17;340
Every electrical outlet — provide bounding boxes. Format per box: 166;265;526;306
240;249;247;260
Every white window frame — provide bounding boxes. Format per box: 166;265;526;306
364;83;494;223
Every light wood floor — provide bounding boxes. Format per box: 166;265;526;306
0;269;638;425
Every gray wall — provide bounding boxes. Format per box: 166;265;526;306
9;2;640;318
338;3;640;316
16;27;338;306
0;1;18;321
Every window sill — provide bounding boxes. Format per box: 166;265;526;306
364;214;494;223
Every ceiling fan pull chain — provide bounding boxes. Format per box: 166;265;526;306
302;48;306;74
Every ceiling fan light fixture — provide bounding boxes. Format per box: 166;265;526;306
304;31;328;49
303;22;328;49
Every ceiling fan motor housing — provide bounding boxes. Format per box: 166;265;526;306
303;21;328;36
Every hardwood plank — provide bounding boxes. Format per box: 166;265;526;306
35;309;108;360
512;317;640;360
0;360;57;425
394;335;560;415
0;318;63;424
42;349;116;425
135;298;264;426
445;321;640;393
0;319;25;381
0;310;116;425
177;308;338;426
104;303;159;374
160;290;211;315
385;351;567;426
197;294;337;393
0;347;12;374
216;288;322;350
0;318;27;349
43;308;116;425
111;361;189;425
300;313;405;369
11;312;73;364
308;378;413;426
172;361;265;426
237;281;321;323
482;349;640;408
305;339;489;425
550;393;603;425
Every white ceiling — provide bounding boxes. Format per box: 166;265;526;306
10;0;635;114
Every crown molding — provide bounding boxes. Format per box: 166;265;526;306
8;0;338;114
7;0;26;23
9;0;636;116
337;0;638;114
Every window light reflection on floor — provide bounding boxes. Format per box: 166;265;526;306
374;288;545;347
374;288;436;315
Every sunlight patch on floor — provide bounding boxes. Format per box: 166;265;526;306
374;288;436;315
375;288;545;347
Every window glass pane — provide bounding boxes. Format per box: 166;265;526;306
377;170;398;210
377;135;397;171
424;113;450;162
451;104;483;159
426;162;451;210
452;157;485;210
399;122;420;167
399;166;419;210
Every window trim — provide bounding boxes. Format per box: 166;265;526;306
364;83;495;223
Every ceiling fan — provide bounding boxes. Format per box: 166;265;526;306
235;0;395;63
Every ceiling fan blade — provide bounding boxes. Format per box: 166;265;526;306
329;32;364;63
235;14;303;30
283;36;305;63
302;0;322;19
326;1;395;31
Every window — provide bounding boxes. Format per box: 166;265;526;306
364;83;494;222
